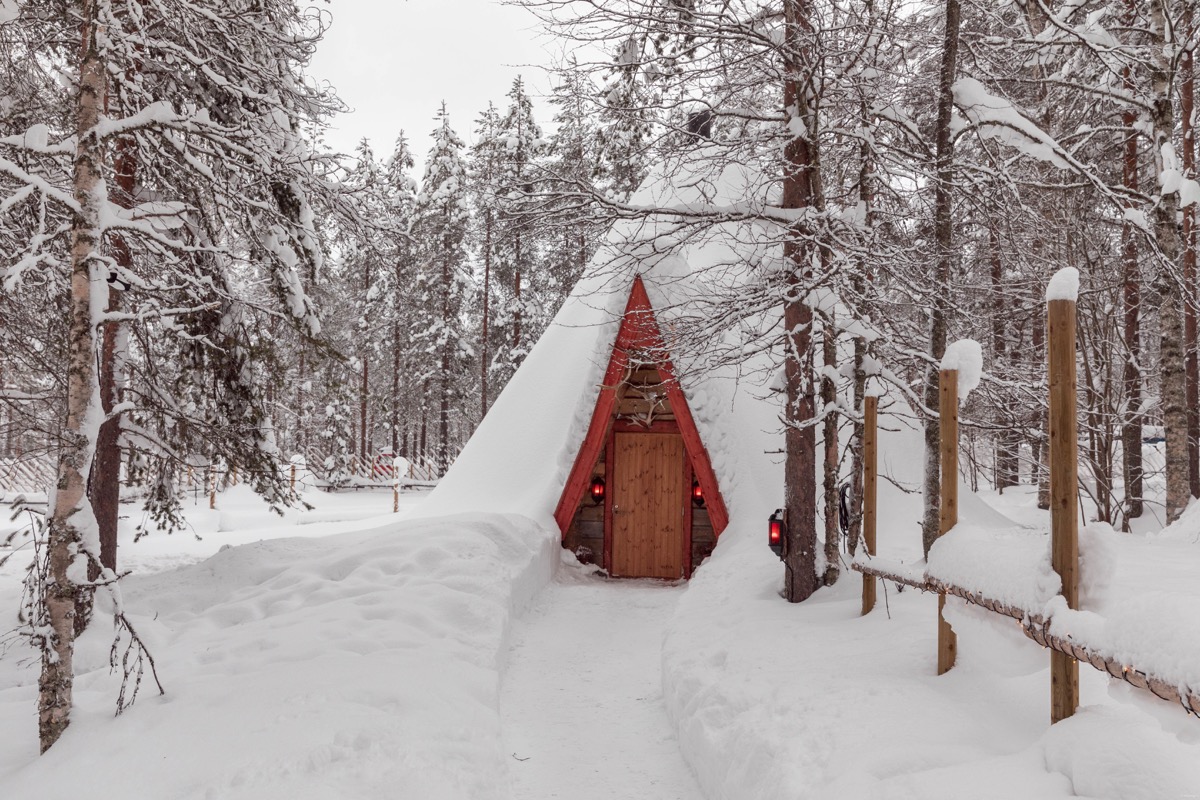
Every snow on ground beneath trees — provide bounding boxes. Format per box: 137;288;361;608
663;497;1200;800
0;489;558;800
1;474;1198;799
919;502;1200;698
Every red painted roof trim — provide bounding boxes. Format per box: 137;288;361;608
553;276;730;537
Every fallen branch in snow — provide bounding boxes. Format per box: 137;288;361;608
851;561;1200;718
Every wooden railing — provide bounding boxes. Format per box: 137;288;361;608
854;271;1198;723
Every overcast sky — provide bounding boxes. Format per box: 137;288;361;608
309;0;559;171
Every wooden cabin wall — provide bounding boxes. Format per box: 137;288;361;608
565;450;605;564
564;364;719;575
691;507;716;569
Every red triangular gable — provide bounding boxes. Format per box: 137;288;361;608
553;276;730;536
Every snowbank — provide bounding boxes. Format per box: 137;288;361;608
664;522;1200;799
663;421;1200;800
0;512;557;800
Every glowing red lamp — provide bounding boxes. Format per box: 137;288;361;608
589;477;606;504
691;480;705;507
768;509;786;558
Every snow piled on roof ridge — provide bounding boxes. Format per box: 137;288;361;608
421;152;778;526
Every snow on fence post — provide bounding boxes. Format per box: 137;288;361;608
937;367;959;675
861;393;878;615
1047;267;1080;723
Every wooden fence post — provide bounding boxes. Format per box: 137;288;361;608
861;394;878;615
938;368;959;675
1048;291;1080;723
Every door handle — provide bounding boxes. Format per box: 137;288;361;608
613;504;619;514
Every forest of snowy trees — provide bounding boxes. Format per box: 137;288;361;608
2;0;1200;753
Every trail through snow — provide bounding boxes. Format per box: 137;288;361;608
501;572;703;800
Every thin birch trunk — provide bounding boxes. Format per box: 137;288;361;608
42;0;107;752
1149;5;1188;523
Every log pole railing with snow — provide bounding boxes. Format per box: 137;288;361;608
937;367;958;675
851;270;1200;724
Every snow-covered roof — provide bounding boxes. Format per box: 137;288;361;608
419;150;1011;549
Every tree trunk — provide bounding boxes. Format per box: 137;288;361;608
513;237;522;358
42;0;107;752
1120;3;1144;525
440;249;451;473
359;356;369;463
1149;4;1188;523
989;226;1019;491
922;0;960;557
359;259;372;463
391;318;400;455
481;210;492;418
821;315;839;584
781;0;820;603
847;121;872;557
1182;6;1199;500
90;130;135;576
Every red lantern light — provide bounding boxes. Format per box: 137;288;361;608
589;477;606;504
691;480;705;507
768;509;786;558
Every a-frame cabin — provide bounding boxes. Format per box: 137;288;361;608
554;276;728;579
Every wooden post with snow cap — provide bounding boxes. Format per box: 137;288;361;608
1047;267;1080;723
937;366;958;675
935;339;981;675
861;393;879;615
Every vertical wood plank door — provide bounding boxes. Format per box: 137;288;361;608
612;432;685;578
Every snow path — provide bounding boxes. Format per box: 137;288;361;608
501;573;704;800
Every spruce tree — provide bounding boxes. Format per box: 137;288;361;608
415;104;475;473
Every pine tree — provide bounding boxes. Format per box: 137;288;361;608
491;77;546;387
382;131;420;455
415;104;475;473
469;103;504;416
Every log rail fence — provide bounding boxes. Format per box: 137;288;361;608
853;274;1199;723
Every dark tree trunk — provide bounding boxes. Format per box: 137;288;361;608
922;0;960;557
781;0;820;603
391;318;400;455
1181;7;1199;499
481;210;492;418
821;315;839;584
90;130;135;576
1121;17;1144;524
989;226;1019;491
440;249;451;473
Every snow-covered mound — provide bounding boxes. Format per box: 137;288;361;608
0;513;557;800
663;522;1200;799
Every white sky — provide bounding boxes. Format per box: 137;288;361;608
309;0;559;171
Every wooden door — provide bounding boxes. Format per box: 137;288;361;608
611;432;685;578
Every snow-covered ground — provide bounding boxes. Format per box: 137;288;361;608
0;488;558;799
2;480;1198;800
663;485;1200;800
502;562;702;799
